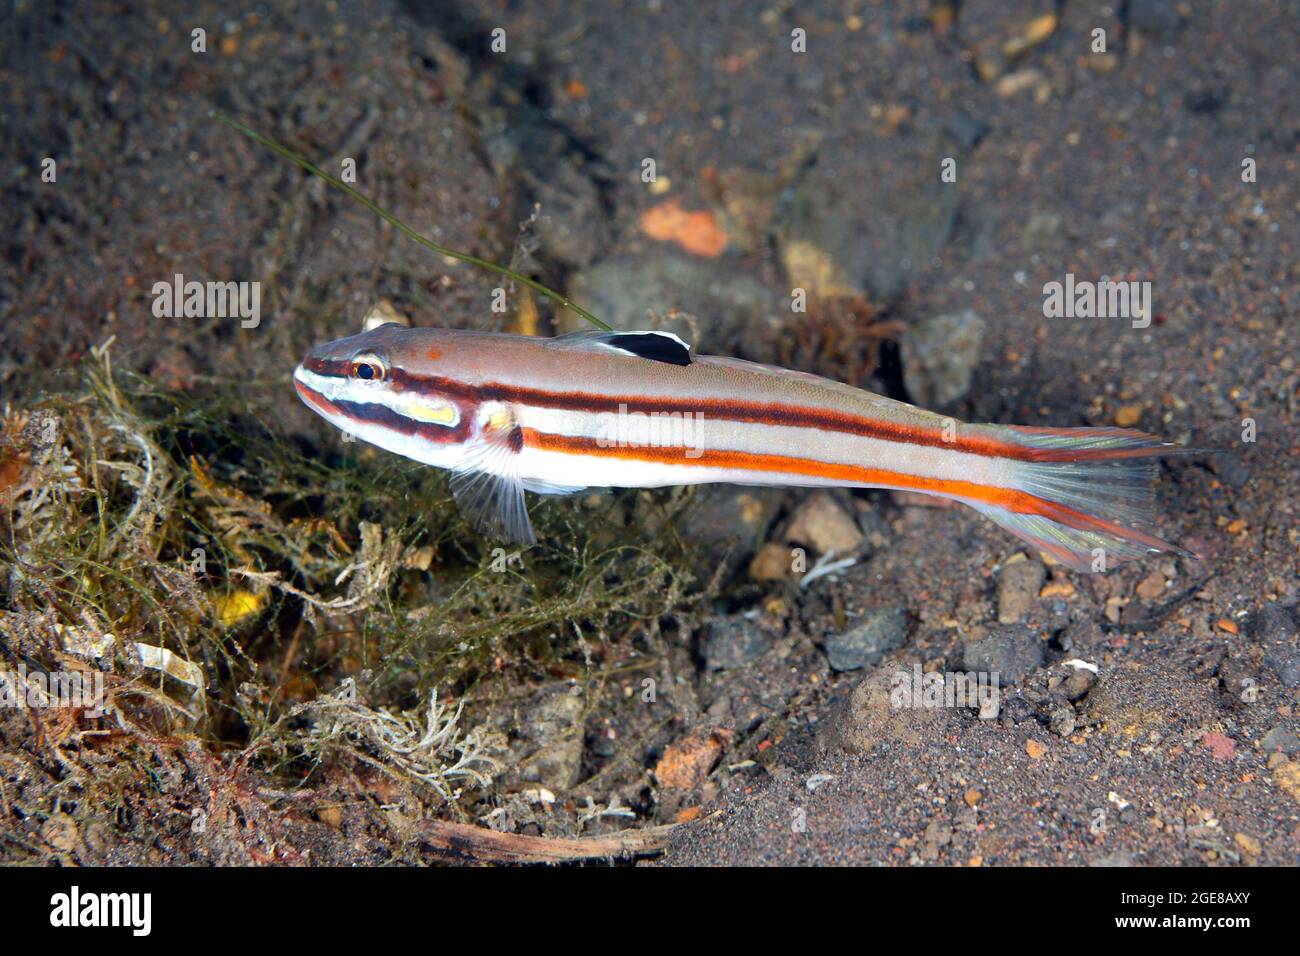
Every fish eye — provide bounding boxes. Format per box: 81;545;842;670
350;353;386;382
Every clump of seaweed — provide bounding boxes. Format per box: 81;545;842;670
0;343;704;861
251;680;505;802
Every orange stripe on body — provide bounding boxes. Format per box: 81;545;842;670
520;428;1166;547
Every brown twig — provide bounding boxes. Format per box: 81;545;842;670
419;818;680;864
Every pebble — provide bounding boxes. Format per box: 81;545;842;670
1201;732;1236;761
901;309;987;408
654;728;731;789
669;486;782;581
1129;0;1183;36
995;556;1046;623
1134;570;1167;601
41;813;80;853
1060;662;1099;701
1272;760;1300;803
1049;706;1076;737
517;687;584;791
749;542;793;582
561;253;776;351
960;1;1057;81
1251;601;1298;643
1026;739;1047;759
1259;724;1300;755
962;624;1045;683
1114;403;1144;427
822;606;909;672
1233;832;1261;857
784;492;863;555
1264;646;1300;688
701;617;774;671
773;136;957;305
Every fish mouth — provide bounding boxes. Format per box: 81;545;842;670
293;365;343;419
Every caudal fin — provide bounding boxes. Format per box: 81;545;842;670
964;425;1198;573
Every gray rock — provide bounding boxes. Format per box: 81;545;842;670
1129;0;1183;36
816;660;957;755
561;253;777;351
995;557;1046;624
516;686;584;791
1264;646;1300;688
657;485;783;583
1060;665;1099;702
702;617;774;671
823;606;909;672
901;309;987;408
1260;724;1300;755
945;113;990;150
773;136;958;306
1251;602;1298;643
1049;705;1076;737
962;624;1045;684
523;164;609;269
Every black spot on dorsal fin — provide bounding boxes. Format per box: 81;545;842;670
602;331;692;366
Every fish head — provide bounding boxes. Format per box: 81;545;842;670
293;324;472;468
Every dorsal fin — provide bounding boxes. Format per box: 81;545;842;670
552;330;692;366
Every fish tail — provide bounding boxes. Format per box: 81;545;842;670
962;424;1199;572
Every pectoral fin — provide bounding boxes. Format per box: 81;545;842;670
449;406;536;545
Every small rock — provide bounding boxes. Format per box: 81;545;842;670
1134;570;1167;601
1061;662;1099;701
1260;724;1300;755
1234;832;1261;857
823;606;909;672
996;556;1046;623
1114;403;1144;428
561;253;776;351
892;490;957;509
517;687;584;791
920;819;953;861
1026;739;1047;759
667;486;782;581
1250;602;1298;643
1272;760;1300;803
1264;647;1300;688
945;113;990;150
1128;0;1183;36
901;309;987;408
701;617;774;671
675;805;704;824
362;298;410;331
1040;580;1075;599
1202;731;1236;761
960;1;1057;81
773;135;958;305
963;624;1045;683
41;813;79;854
316;806;344;829
818;660;957;754
1049;706;1076;737
655;728;731;789
784;492;863;555
964;788;982;808
749;542;793;582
